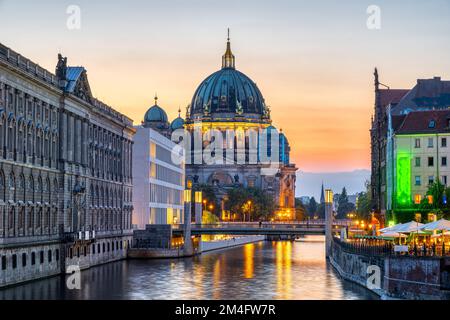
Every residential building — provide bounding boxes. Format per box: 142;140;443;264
386;109;450;217
370;69;450;220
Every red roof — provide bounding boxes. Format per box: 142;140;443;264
396;109;450;134
379;89;409;107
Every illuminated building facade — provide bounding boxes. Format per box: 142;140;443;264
132;101;185;229
386;109;450;220
370;70;450;220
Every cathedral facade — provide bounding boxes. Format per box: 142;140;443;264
140;35;296;219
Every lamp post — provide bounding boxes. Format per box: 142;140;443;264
325;189;333;259
72;179;86;234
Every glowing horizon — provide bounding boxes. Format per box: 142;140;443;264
1;0;449;172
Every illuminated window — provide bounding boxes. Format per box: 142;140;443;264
150;142;156;158
150;163;156;178
414;194;421;204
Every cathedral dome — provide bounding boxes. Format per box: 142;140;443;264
188;33;269;122
170;108;185;130
144;96;168;123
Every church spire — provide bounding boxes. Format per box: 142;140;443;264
222;28;235;69
320;182;325;204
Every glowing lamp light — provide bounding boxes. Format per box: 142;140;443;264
414;194;422;204
443;195;447;205
388;220;395;227
325;189;333;204
184;189;192;203
195;191;202;203
427;195;433;204
187;180;193;189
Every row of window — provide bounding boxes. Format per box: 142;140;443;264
150;162;184;186
414;156;447;167
0;82;58;127
1;249;59;271
149;184;183;205
414;175;447;186
414;137;447;149
67;240;129;259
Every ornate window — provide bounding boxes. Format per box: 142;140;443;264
8;172;15;190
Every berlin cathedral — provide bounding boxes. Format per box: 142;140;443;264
142;33;297;219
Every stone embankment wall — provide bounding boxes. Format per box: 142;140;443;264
330;239;385;297
330;238;450;300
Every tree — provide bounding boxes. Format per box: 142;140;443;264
224;187;276;221
307;197;317;218
192;184;220;216
295;198;307;221
337;187;355;218
356;191;371;220
316;202;325;219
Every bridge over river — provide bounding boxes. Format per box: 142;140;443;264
172;220;352;236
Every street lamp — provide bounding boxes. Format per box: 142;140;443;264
72;180;86;233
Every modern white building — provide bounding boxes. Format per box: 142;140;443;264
132;106;185;229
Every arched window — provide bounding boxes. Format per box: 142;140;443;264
8;172;15;189
37;176;42;193
53;178;58;193
0;170;5;201
28;175;34;192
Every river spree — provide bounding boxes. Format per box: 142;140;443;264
0;236;378;300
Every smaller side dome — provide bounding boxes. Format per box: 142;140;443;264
143;95;168;123
144;105;168;123
171;117;185;131
170;108;185;130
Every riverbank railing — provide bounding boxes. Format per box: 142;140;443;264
334;236;450;258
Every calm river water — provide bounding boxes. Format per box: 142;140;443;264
0;236;378;300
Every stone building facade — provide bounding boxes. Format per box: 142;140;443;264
0;42;135;287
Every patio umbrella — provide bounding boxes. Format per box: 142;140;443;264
379;231;407;238
420;219;450;231
395;221;424;233
420;219;450;255
379;223;404;233
431;231;450;238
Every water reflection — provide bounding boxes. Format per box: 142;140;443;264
0;236;378;300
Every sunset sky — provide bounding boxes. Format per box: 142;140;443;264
1;0;449;174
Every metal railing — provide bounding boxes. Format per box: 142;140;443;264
334;237;450;257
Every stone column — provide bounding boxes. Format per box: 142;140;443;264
194;191;202;224
183;189;193;256
325;189;333;259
